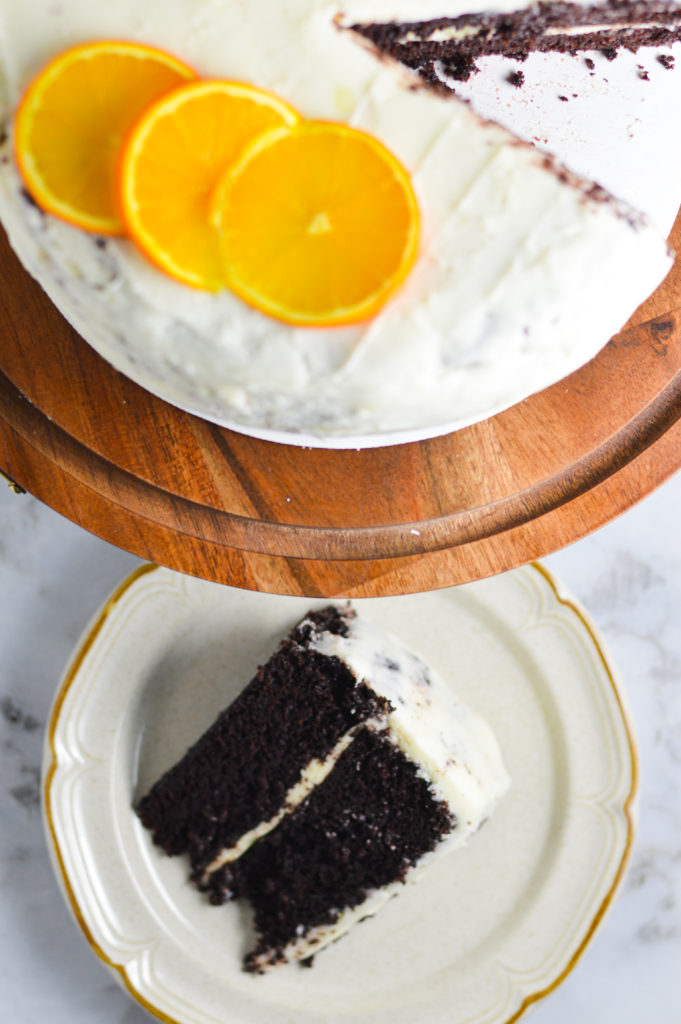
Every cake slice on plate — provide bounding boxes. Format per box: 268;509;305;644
137;605;510;971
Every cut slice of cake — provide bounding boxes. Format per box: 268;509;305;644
137;605;509;971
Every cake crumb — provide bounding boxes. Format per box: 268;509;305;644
584;57;595;70
506;69;525;88
638;69;650;80
558;95;569;102
657;54;675;69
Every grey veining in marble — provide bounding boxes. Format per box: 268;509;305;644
1;476;680;1022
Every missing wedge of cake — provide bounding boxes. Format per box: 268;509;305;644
137;606;510;971
0;0;676;444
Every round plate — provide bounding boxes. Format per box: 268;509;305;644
43;562;636;1024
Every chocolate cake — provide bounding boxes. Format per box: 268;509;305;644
137;605;509;971
1;0;676;444
350;1;681;85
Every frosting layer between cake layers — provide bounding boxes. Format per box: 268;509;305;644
350;1;681;85
137;606;509;970
0;0;674;442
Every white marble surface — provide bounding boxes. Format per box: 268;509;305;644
0;474;680;1023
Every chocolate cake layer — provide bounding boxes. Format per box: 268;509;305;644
137;607;390;877
210;727;455;972
354;1;681;83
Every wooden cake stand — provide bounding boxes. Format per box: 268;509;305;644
2;214;681;597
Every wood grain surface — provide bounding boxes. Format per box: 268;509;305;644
1;209;681;596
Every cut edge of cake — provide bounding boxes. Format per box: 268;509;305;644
341;0;681;85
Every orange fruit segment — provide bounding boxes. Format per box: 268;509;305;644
119;81;300;291
14;41;196;235
212;121;420;327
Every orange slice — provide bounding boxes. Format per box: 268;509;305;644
14;41;196;235
212;121;420;327
119;81;300;291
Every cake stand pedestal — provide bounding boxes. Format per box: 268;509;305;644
2;215;681;597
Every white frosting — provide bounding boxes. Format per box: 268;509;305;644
0;0;673;445
397;19;677;43
545;20;673;33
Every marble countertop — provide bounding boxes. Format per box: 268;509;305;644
1;474;680;1023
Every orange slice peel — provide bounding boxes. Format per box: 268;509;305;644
118;80;300;291
212;120;420;326
14;40;197;235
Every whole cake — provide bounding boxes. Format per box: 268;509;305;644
0;0;678;444
137;605;510;971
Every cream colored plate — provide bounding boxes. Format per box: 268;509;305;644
43;563;636;1024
